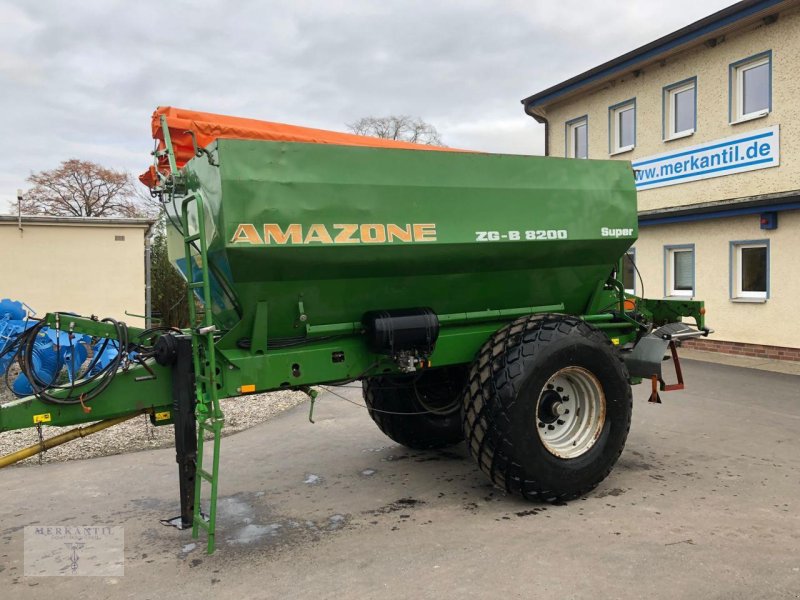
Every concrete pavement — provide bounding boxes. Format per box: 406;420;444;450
1;359;799;599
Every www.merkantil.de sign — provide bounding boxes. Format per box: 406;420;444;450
632;125;779;190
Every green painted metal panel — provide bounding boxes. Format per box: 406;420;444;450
0;362;173;432
173;140;638;345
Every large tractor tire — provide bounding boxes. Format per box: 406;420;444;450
362;366;467;450
463;314;632;501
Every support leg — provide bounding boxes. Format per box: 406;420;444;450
171;336;197;529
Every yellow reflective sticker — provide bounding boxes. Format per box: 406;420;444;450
33;413;51;424
240;384;256;394
154;411;171;421
611;338;620;346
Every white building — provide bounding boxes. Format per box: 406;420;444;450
0;215;155;326
522;0;800;361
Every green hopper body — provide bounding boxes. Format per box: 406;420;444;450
173;139;638;348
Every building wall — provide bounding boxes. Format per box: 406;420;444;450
633;211;799;348
543;4;800;212
532;3;800;351
0;223;148;325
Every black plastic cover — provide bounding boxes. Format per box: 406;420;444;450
362;308;440;356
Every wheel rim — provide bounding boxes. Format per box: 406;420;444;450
535;366;606;459
412;380;460;416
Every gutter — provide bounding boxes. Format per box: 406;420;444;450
525;105;550;156
520;0;790;114
0;215;155;228
639;189;800;225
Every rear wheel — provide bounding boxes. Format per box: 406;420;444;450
362;366;467;450
462;314;632;501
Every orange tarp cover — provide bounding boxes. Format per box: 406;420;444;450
140;106;461;187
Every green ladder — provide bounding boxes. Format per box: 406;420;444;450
181;191;225;554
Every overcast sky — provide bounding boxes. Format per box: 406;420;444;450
0;0;736;211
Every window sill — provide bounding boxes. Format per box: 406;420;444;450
609;145;635;157
665;294;694;299
730;110;769;126
663;129;694;142
730;297;767;303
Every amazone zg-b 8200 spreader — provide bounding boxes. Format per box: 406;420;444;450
0;107;711;553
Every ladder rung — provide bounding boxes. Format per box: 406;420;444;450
185;233;201;243
199;421;219;433
188;281;205;289
198;469;214;482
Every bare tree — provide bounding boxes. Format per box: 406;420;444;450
346;115;445;146
19;159;157;218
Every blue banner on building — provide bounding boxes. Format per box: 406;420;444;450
632;126;780;190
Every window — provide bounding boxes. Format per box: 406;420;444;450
663;78;696;140
609;99;635;154
566;116;588;159
622;249;636;294
665;245;694;297
730;52;771;123
731;241;769;300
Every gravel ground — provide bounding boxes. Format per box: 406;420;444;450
0;389;308;467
